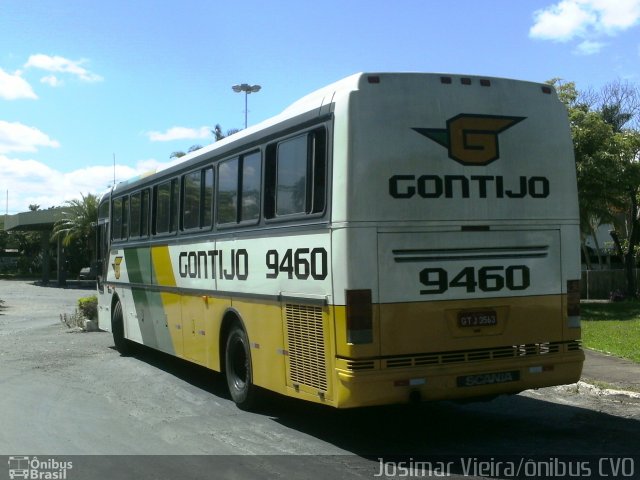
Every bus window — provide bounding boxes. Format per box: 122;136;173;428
241;152;261;222
202;167;214;227
121;196;129;239
266;128;326;219
140;189;150;237
154;178;179;235
112;197;122;239
182;171;201;230
130;192;141;237
182;167;214;230
310;128;326;214
99;198;109;220
111;196;128;241
217;158;239;224
170;178;179;232
276;135;307;216
129;189;150;238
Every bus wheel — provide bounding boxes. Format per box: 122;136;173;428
111;300;134;356
225;324;258;410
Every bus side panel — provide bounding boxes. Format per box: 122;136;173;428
97;286;111;332
231;298;289;397
182;295;210;365
150;246;184;357
214;233;335;404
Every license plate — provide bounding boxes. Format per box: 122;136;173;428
458;310;497;327
457;370;520;387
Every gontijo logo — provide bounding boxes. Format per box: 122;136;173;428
112;256;123;280
413;114;525;166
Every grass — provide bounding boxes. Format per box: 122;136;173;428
581;301;640;363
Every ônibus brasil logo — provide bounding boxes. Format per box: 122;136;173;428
413;114;525;166
8;456;73;479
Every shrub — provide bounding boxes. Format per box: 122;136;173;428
78;295;98;320
60;310;85;329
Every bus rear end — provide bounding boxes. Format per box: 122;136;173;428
331;73;583;407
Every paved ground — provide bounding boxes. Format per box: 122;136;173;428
582;348;640;393
2;278;639;395
1;279;639;480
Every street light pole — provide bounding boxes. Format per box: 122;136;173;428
232;83;261;128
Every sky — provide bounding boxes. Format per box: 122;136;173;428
1;0;639;214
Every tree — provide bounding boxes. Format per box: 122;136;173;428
599;79;640;130
51;193;99;275
553;78;640;296
551;79;620;269
213;123;240;141
169;124;239;159
170;145;203;159
14;231;43;275
596;81;640;296
606;129;640;296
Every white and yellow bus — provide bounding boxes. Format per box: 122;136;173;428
96;72;583;409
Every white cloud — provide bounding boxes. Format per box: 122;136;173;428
146;126;212;142
40;75;63;87
0;121;60;154
0;155;179;213
530;0;640;53
24;54;103;83
530;0;596;40
593;0;640;32
574;39;607;54
0;68;38;100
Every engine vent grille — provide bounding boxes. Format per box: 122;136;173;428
381;341;573;369
346;360;376;371
285;304;327;391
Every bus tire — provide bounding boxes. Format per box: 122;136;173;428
225;324;258;410
112;300;134;356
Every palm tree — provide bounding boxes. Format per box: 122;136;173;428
51;193;99;265
169;124;239;159
214;123;240;140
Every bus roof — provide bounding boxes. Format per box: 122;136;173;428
105;72;556;200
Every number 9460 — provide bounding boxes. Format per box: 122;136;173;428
419;265;530;294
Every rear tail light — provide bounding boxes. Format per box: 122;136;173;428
567;280;581;327
346;289;373;344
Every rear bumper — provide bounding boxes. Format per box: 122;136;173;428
333;349;584;408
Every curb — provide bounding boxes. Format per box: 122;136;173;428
570;381;640;399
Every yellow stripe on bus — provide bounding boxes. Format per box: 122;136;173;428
151;245;176;287
150;246;183;356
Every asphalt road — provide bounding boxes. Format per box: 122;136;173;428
1;280;639;480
